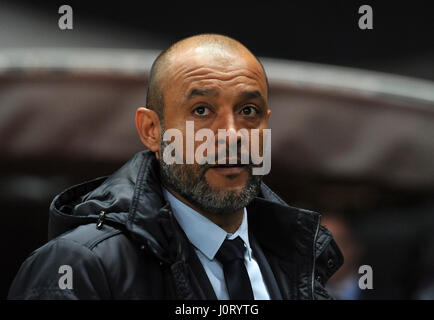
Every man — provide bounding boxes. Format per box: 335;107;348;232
8;34;343;300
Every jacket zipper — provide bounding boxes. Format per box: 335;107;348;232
311;214;321;300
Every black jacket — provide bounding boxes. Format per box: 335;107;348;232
8;150;343;300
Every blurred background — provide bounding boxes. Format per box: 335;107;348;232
0;0;433;299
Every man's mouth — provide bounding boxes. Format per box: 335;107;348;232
209;163;248;176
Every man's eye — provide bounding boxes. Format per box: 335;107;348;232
193;106;210;116
241;106;257;116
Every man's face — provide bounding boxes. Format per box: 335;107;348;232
158;46;270;215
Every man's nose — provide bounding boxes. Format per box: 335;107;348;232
213;111;238;134
213;111;244;163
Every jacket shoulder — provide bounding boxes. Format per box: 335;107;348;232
9;224;162;299
8;224;129;299
58;223;124;249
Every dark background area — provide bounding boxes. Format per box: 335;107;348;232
5;0;434;80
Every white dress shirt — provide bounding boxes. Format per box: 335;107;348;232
163;188;270;300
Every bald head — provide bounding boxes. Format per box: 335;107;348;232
146;34;268;122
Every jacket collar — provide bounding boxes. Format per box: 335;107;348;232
51;149;329;264
125;150;324;264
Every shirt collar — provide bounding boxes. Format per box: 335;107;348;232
163;188;252;261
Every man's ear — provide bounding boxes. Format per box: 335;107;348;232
135;107;161;152
266;109;271;122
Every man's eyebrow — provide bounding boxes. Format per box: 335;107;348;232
186;88;218;100
239;90;266;104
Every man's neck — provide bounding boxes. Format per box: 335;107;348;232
164;186;244;234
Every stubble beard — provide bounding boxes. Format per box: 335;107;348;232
158;137;263;216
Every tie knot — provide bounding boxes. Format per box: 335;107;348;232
215;237;246;264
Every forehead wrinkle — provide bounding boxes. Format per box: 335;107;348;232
182;74;265;98
163;52;267;98
184;72;262;86
183;66;260;80
170;47;263;76
180;65;266;89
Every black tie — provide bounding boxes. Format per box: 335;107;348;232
215;237;254;300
